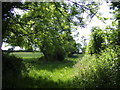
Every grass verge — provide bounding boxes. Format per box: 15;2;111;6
3;52;84;88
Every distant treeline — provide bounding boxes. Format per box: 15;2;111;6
2;50;39;52
2;50;82;54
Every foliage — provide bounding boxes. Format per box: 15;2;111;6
2;52;28;88
111;2;120;46
2;2;24;42
73;2;120;88
2;1;120;88
74;43;83;54
86;27;105;54
3;52;83;88
3;2;75;61
73;46;120;88
78;2;120;87
11;52;43;59
2;2;100;61
2;53;26;74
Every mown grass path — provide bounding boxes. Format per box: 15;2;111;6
12;52;84;88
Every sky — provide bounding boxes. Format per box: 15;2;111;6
1;1;114;50
73;2;113;45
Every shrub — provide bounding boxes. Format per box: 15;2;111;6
2;53;27;88
72;46;120;88
85;27;106;55
2;53;26;74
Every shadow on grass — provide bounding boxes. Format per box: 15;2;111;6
23;54;84;72
68;54;81;58
3;73;73;88
3;54;84;88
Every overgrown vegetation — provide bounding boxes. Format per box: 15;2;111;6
2;1;120;88
73;46;120;88
71;2;120;88
86;27;106;55
3;52;84;88
2;2;99;61
2;53;28;88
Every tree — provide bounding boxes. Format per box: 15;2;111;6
2;2;100;61
2;2;23;42
75;43;82;53
111;2;120;45
86;27;105;55
4;2;75;61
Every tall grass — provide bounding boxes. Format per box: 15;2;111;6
3;52;84;88
2;53;28;88
72;46;120;88
20;54;83;88
5;48;120;88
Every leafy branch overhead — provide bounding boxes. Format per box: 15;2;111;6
2;2;100;61
2;1;120;88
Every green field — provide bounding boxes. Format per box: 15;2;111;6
12;52;43;59
8;52;84;88
4;50;120;88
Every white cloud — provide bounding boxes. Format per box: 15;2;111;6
1;42;12;50
1;42;24;50
74;2;113;44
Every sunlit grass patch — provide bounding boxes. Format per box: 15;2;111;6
6;52;84;88
11;52;43;59
24;64;75;88
72;47;120;88
25;57;79;83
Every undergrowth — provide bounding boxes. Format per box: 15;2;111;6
2;52;83;88
3;47;120;88
72;46;120;88
2;53;28;88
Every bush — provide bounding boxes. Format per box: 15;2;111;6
2;53;26;74
85;27;106;55
72;46;120;88
2;53;27;88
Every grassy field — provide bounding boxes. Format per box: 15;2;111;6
11;52;43;59
4;51;119;88
8;52;84;88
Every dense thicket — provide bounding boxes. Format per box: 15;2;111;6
72;1;120;88
2;53;27;88
86;27;105;54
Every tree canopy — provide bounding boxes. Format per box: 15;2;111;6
85;1;120;55
2;1;100;61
